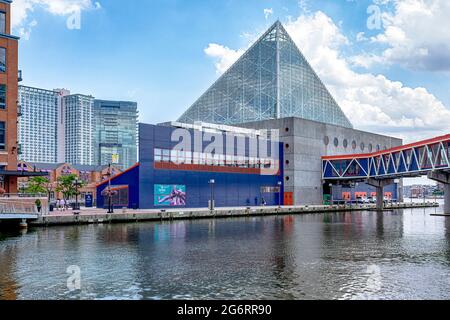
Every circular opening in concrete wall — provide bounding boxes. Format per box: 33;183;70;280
286;176;290;181
368;143;373;152
324;136;329;146
285;160;290;166
334;138;339;147
360;142;365;151
285;143;290;149
285;127;290;132
352;140;357;150
343;139;348;148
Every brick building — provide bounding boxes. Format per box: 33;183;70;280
17;161;122;204
0;0;47;193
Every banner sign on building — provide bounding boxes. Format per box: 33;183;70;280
154;184;186;206
85;194;93;207
112;154;120;164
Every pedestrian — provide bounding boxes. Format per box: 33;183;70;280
56;198;61;211
61;198;66;211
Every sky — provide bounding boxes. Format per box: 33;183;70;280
11;0;450;185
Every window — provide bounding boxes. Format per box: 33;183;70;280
334;138;339;147
154;148;162;162
0;12;5;34
0;85;5;109
162;149;170;162
0;122;5;150
0;47;5;72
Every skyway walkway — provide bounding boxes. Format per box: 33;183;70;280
322;134;450;213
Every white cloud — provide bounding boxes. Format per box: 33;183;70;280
368;0;450;71
18;19;37;40
204;43;245;74
204;11;450;142
356;31;368;42
263;8;273;20
12;0;101;38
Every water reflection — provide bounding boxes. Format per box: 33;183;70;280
1;205;450;300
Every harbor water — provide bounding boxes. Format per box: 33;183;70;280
0;200;449;300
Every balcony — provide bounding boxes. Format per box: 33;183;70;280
18;70;22;82
17;104;22;116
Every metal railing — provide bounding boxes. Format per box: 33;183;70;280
1;193;47;198
0;194;47;215
0;203;38;214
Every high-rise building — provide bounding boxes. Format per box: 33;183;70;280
0;0;20;192
64;94;94;165
17;84;139;167
54;88;70;163
178;21;352;128
18;86;59;163
93;99;138;170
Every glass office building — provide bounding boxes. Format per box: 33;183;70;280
93;100;138;170
178;21;352;128
18;86;59;163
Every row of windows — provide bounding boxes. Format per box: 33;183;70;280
324;136;387;152
0;10;7;71
154;148;277;169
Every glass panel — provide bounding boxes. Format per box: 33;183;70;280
0;12;5;34
162;149;170;162
0;85;5;109
0;121;5;150
178;22;352;128
0;47;5;72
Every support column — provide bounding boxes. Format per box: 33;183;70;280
376;186;383;211
19;219;28;229
428;171;450;214
367;178;394;211
445;184;450;214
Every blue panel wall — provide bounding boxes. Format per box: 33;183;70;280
96;165;140;209
138;123;284;209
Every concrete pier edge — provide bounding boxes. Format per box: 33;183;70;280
28;202;440;228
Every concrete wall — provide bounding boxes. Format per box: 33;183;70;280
240;117;403;205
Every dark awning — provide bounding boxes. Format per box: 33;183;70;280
0;170;49;177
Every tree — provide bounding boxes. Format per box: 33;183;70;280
56;174;85;204
25;176;49;195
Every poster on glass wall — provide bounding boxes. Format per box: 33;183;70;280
154;184;186;206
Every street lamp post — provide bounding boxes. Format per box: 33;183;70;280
74;178;82;211
107;163;114;214
277;181;282;208
209;179;215;210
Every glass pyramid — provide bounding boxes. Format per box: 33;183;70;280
178;21;353;128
